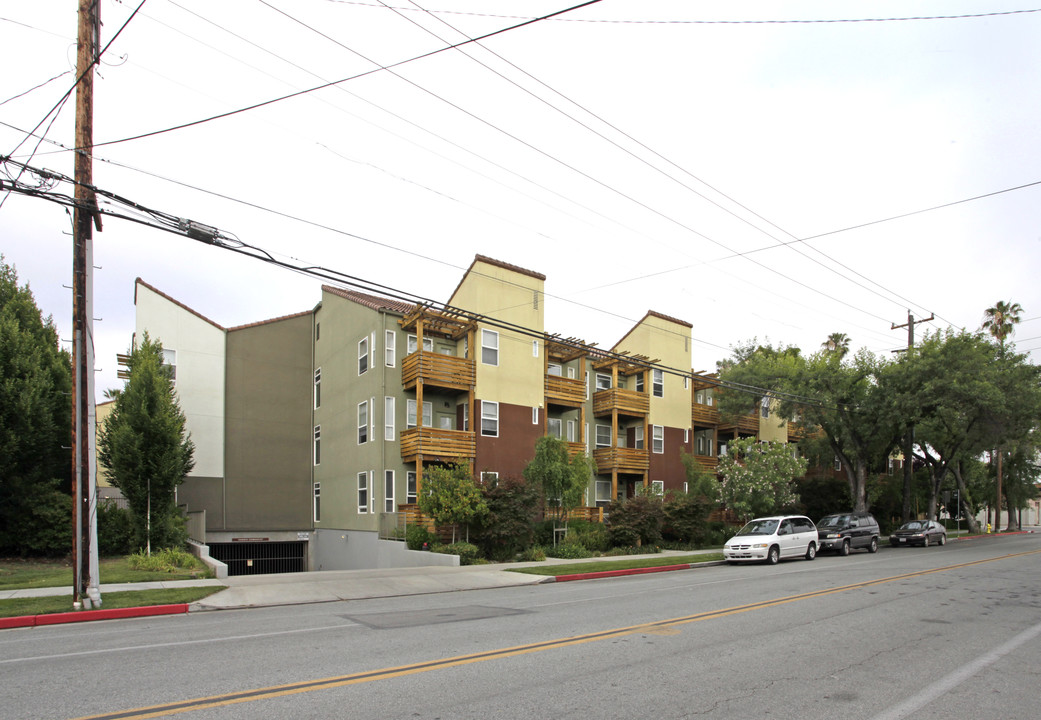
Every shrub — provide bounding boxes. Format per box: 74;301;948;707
471;476;539;561
432;541;484;565
98;501;134;556
607;494;664;548
405;524;436;550
568;520;610;552
545;535;594;559
662;492;713;546
127;547;199;572
8;489;73;557
519;545;546;562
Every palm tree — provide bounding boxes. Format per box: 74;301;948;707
982;300;1023;348
822;332;850;358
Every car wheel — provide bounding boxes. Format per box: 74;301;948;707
840;540;851;556
939;534;946;546
767;546;780;565
805;543;816;561
868;537;878;554
923;535;930;547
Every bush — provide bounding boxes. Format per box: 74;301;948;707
607;494;664;548
662;492;713;546
471;476;539;561
567;520;610;552
519;545;546;562
405;524;436;550
605;544;660;556
431;541;484;565
98;501;134;556
9;489;73;557
127;547;199;572
544;536;594;559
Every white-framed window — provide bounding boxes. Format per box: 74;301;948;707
481;400;499;437
161;348;177;382
313;367;321;409
408;335;433;354
566;419;577;442
652;369;664;398
533;340;539;357
482;329;499;366
761;396;770;418
684;376;689;390
462;403;469;432
684;428;689;444
651;480;664;495
652;425;664;454
384;470;395;512
683;481;688;494
568;366;576;379
532;407;539;424
358;336;369;375
547;417;562;438
548;363;562;377
406;399;432;428
595;373;612;391
695;429;713;456
595;424;612;448
481;471;499;484
313;426;321;465
385;330;396;367
634;425;644;450
358;471;369;513
595;480;612;507
358;400;369;444
313;482;321;522
636;373;644;393
315;322;320;341
385;396;395;441
406;471;417;504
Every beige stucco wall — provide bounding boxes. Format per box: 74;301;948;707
614;313;692;430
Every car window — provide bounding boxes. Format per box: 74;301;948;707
736;519;778;536
819;515;849;527
779;520;793;535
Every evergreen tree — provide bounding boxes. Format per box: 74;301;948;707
97;333;194;552
0;257;72;556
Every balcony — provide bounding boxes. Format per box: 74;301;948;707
401;351;474;393
400;427;475;464
690;455;718;475
593;446;649;474
691;402;720;426
720;412;758;435
545;374;586;407
592;388;649;418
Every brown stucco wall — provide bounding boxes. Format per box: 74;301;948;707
474;400;542;480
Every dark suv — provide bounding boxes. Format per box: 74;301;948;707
816;511;880;555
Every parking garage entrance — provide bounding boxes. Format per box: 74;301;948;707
208;540;307;576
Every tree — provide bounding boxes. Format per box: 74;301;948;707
97;333;194;553
822;332;851;358
472;476;540;561
416;462;488;543
717;437;808;522
982;300;1023;348
522;435;591;531
0;257;72;556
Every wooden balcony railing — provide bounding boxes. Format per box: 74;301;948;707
401;351;474;393
545;374;586;407
593;446;649;474
720;412;759;434
691;402;720;426
592;388;649;418
690;455;718;474
400;427;475;463
565;441;586;459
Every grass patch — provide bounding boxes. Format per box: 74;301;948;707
0;555;212;591
506;552;725;577
0;586;224;619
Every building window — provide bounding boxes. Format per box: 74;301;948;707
161;348;177;382
358;336;369;375
652;425;664;454
313;483;321;522
315;322;320;341
313;367;321;409
566;419;577;442
462;403;469;431
407;471;417;504
358;401;368;444
652;369;664;398
385;330;396;367
407;399;432;428
408;335;433;354
481;471;499;484
385;470;395;512
595;373;611;391
595;480;612;507
385;396;395;441
684;428;689;444
482;329;499;366
684;377;689;390
481;400;499;437
888;457;895;475
533;340;539;357
358;471;369;513
651;480;664;495
313;426;321;465
634;425;644;450
595;424;612;448
532;407;539;425
548;363;562;377
761;396;770;418
547;417;562;438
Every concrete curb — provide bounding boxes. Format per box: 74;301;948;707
543;560;725;583
0;603;189;630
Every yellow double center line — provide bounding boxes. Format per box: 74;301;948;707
74;550;1040;720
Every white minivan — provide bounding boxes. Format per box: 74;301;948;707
723;515;818;565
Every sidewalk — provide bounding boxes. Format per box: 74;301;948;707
1;549;722;628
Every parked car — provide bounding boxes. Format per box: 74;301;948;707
724;515;818;565
890;520;947;547
816;511;881;555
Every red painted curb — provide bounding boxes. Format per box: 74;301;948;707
1;604;188;629
554;563;692;582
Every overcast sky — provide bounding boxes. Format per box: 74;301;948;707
3;0;1040;400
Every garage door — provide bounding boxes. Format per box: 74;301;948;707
208;541;307;576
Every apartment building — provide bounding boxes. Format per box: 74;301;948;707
131;255;792;573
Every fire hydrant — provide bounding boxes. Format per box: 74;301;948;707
986;523;992;534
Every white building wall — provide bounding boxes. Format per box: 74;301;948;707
135;283;226;478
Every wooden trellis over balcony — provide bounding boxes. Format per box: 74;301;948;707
544;334;592;408
691;371;720;426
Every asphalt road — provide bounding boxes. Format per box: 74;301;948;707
4;534;1040;720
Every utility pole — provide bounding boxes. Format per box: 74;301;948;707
72;0;102;610
892;311;933;523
